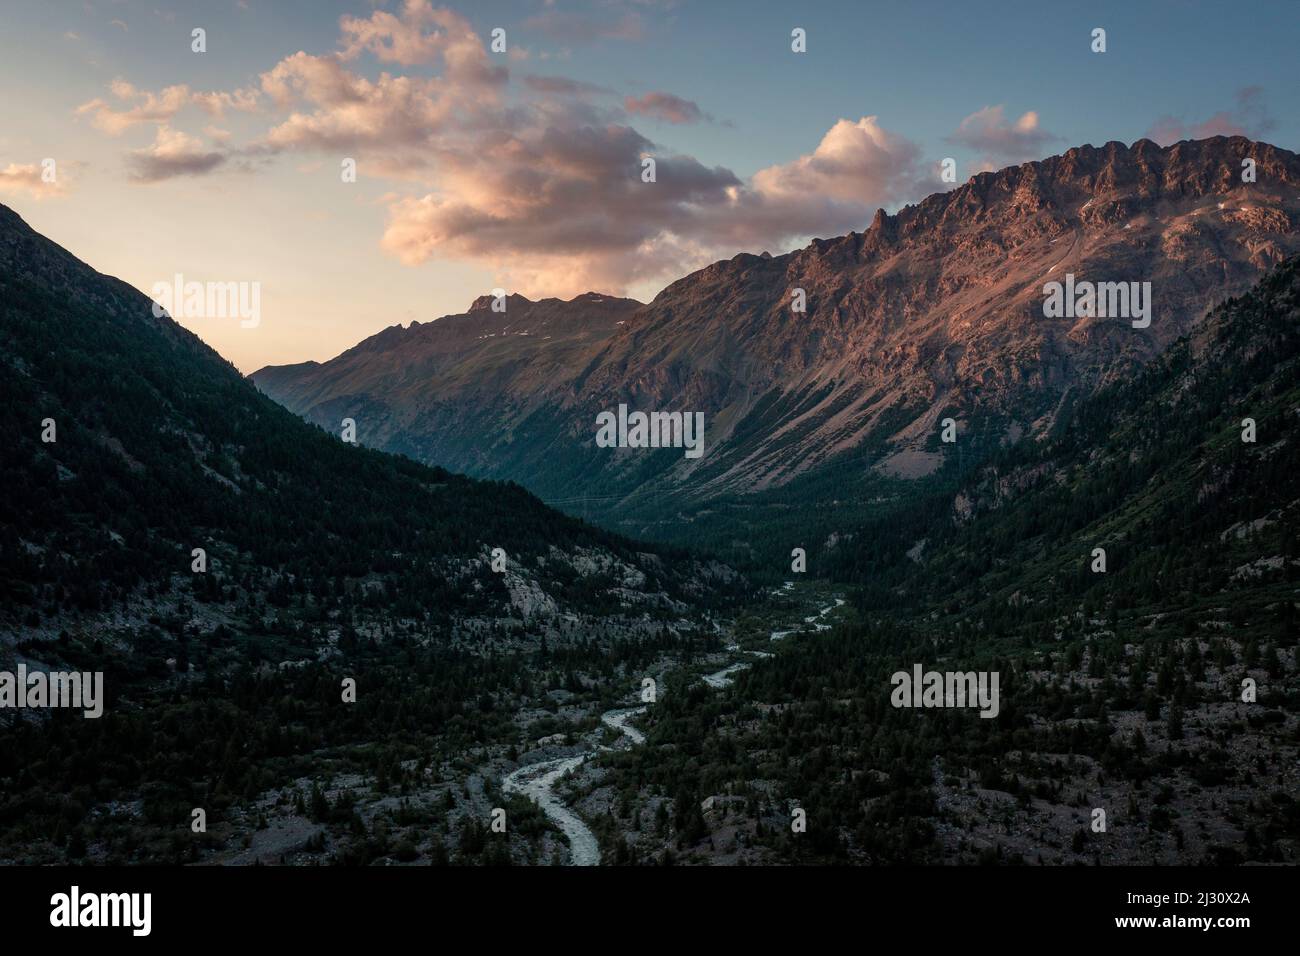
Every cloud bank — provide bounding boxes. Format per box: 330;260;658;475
70;1;1064;296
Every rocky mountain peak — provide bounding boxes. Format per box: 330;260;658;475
468;291;535;313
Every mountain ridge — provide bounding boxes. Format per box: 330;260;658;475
252;135;1300;542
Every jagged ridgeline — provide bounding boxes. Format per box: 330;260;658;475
0;201;744;628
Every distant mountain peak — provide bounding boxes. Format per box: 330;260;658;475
469;291;535;312
465;290;642;313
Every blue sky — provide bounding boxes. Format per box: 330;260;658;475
0;0;1294;371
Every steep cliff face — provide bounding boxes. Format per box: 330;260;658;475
254;137;1300;511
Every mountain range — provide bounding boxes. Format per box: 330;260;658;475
253;136;1300;553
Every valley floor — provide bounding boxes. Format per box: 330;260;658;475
1;579;1293;867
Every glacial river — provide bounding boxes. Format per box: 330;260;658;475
501;595;844;864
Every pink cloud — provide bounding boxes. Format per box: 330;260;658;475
1145;87;1275;147
947;105;1058;167
127;126;225;182
624;91;705;125
0;162;68;200
381;115;928;295
339;0;507;89
75;79;258;135
76;82;193;135
258;53;461;154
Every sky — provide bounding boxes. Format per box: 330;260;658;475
0;0;1295;372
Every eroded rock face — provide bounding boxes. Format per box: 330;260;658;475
253;137;1300;507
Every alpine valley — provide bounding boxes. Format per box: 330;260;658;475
2;136;1296;867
